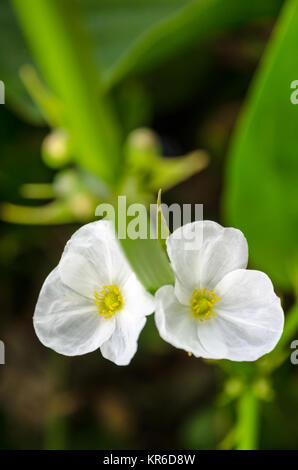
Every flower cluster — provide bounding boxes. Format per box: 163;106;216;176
34;220;284;365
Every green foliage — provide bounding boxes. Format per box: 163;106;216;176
123;128;208;202
12;0;122;185
224;0;298;290
121;237;175;294
1;0;283;121
84;0;283;87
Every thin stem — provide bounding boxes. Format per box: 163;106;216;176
236;388;259;450
12;0;122;185
20;183;56;200
0;201;75;225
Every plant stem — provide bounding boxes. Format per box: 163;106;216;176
0;201;75;225
12;0;122;185
236;388;259;450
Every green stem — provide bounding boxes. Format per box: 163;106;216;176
12;0;122;185
20;183;56;200
0;201;75;225
236;388;259;450
20;65;64;127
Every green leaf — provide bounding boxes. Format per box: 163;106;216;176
223;0;298;290
80;0;284;87
113;205;174;293
120;236;174;293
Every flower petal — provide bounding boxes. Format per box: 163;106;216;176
100;312;147;366
122;273;155;318
99;273;154;365
174;279;192;306
58;253;101;300
197;269;284;361
34;268;115;356
154;285;208;357
166;220;248;291
58;220;132;298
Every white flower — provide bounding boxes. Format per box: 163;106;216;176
34;220;154;366
155;220;284;361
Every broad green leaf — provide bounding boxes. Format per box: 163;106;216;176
120;236;174;293
223;0;298;290
80;0;284;87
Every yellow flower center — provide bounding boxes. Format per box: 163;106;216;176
94;285;123;319
190;288;220;322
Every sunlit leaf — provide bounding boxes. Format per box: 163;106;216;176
224;0;298;290
113;205;174;293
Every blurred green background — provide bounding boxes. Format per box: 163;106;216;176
1;0;298;450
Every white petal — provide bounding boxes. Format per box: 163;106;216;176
196;318;228;359
166;220;248;291
122;273;155;318
154;285;208;357
197;269;284;361
58;253;101;300
100;312;147;366
58;220;132;298
34;268;115;356
174;279;192;306
99;273;154;365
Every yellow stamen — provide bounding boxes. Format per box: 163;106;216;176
94;285;123;319
190;288;220;322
